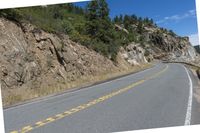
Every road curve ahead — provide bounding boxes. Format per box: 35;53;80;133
3;63;199;133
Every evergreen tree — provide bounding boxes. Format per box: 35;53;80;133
85;0;114;43
143;17;149;24
131;14;137;23
98;0;114;43
137;21;144;34
114;15;123;24
119;14;123;23
66;3;74;12
169;30;176;36
150;18;154;25
85;0;118;60
85;0;99;37
123;15;131;29
51;5;63;20
138;17;143;23
113;16;120;23
99;0;109;19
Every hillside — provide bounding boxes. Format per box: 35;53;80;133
0;2;197;61
0;0;198;106
0;17;150;106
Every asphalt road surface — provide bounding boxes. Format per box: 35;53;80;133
3;63;200;133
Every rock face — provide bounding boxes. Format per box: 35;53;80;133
115;24;129;34
0;18;119;91
119;43;148;66
0;17;198;101
114;24;198;65
141;26;198;61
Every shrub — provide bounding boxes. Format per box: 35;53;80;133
61;20;74;34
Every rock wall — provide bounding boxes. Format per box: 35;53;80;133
145;27;198;61
114;24;198;64
119;43;148;66
0;17;198;94
0;18;120;91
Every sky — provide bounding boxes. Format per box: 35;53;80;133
74;0;199;46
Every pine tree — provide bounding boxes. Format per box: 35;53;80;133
66;3;74;12
85;0;114;43
51;5;63;20
114;16;120;23
98;0;114;43
124;15;131;29
98;0;109;19
150;18;154;25
137;21;144;34
119;14;123;23
85;0;99;37
85;0;118;60
131;14;137;22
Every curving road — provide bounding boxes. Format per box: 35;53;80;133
3;63;200;133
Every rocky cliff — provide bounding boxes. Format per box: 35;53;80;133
1;17;151;105
141;25;197;59
115;23;198;66
0;17;198;106
0;18;122;105
1;17;122;88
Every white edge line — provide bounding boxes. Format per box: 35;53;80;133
183;66;193;126
0;82;5;133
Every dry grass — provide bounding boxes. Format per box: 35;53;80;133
189;67;200;104
2;63;153;107
185;63;200;79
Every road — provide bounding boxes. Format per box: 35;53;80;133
3;63;200;133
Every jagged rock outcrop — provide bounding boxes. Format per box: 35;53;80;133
115;24;129;34
1;17;198;106
119;43;148;66
150;33;197;61
1;17;198;92
114;23;198;64
0;18;120;92
138;25;198;62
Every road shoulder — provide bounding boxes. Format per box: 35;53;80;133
3;63;156;110
187;67;200;125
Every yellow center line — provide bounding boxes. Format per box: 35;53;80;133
10;65;168;133
35;121;46;127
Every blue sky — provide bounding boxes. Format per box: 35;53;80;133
74;0;199;46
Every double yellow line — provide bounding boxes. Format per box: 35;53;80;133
10;65;168;133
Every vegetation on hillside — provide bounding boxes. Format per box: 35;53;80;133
0;0;176;60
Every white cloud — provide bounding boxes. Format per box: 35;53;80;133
188;33;200;46
156;9;196;24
